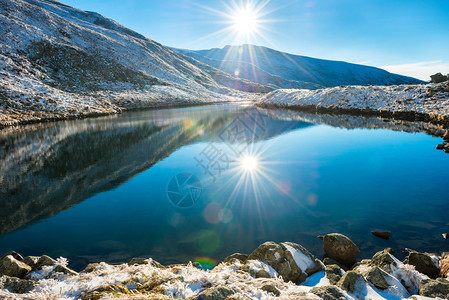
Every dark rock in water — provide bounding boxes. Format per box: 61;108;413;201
325;264;344;285
0;275;37;293
336;271;365;294
33;255;57;270
223;253;248;264
404;251;440;278
370;250;399;273
1;251;23;262
384;248;395;255
443;233;448;239
323;257;348;271
419;278;449;298
53;265;78;276
371;231;391;240
310;285;347;300
23;256;40;269
436;144;445;150
317;235;324;240
261;284;281;296
323;233;360;267
0;255;31;278
444;131;449;142
192;285;235;300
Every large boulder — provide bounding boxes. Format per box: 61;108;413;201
404;251;440;278
0;275;37;293
325;264;344;285
0;255;31;278
419;278;449;298
323;233;359;267
245;241;323;284
0;251;24;262
430;73;449;83
337;271;365;294
310;285;347;300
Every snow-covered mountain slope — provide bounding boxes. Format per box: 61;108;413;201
258;81;449;124
0;0;270;126
174;44;424;90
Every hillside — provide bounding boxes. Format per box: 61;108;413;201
174;45;424;90
0;0;270;126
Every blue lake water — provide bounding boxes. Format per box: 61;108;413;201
0;104;448;270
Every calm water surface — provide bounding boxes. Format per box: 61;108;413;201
0;104;448;270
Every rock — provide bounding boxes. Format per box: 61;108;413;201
437;144;445;150
323;233;360;267
0;255;32;278
261;284;281;296
223;253;248;264
23;256;40;268
33;255;57;270
404;251;440;278
384;248;395;255
0;275;37;293
128;257;163;268
323;257;348;271
242;260;273;278
430;73;449;84
317;235;324;240
325;264;344;285
193;285;235;300
1;251;23;262
370;250;399;273
82;263;101;273
247;242;284;267
336;271;365;294
310;285;347;300
419;278;449;298
371;231;391;240
53;264;78;276
280;242;323;281
444;131;449;142
443;233;448;239
365;267;392;290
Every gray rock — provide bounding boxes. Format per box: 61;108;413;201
323;257;348;271
430;73;449;84
261;284;281;296
193;285;235;300
419;278;449;298
0;275;37;293
247;242;284;267
241;260;272;278
82;263;101;273
323;233;360;267
53;264;78;276
325;264;344;285
223;253;248;264
365;267;391;290
337;271;365;294
405;252;440;278
280;242;323;282
33;255;57;270
310;285;347;300
1;251;23;261
23;256;40;269
370;250;399;273
0;255;32;278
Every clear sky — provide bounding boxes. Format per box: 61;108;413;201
63;0;449;80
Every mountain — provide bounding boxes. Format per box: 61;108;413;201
0;0;271;126
173;44;424;90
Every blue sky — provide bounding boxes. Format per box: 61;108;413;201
63;0;449;80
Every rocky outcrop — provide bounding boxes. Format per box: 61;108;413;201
405;251;440;278
323;233;360;267
0;255;31;279
419;278;449;298
430;73;449;84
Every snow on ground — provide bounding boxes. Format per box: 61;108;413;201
258;83;449;121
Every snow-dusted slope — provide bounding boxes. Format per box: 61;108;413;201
174;45;424;90
258;81;449;124
0;0;270;126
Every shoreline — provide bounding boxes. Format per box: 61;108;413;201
1;234;448;299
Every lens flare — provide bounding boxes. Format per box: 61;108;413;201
241;155;258;171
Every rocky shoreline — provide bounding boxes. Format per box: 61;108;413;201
1;233;449;299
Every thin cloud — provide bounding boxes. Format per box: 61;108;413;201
382;61;449;81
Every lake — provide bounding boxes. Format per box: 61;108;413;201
0;104;448;271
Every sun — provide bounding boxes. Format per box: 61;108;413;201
240;155;258;172
233;6;258;34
